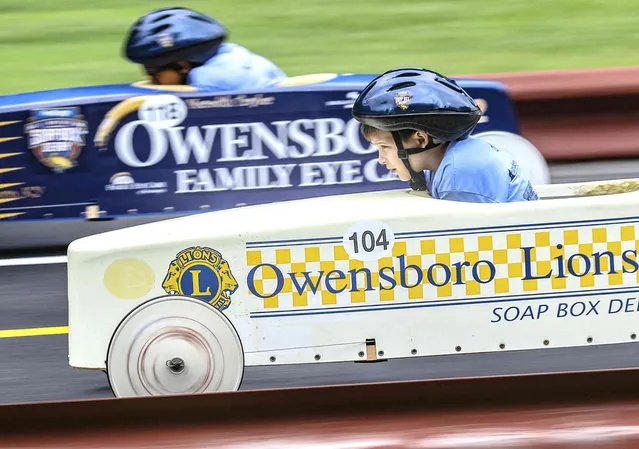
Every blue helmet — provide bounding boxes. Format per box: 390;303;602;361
352;67;482;143
352;68;482;192
123;7;228;67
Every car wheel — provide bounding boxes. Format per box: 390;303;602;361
106;295;244;398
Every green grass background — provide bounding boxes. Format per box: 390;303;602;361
1;0;638;94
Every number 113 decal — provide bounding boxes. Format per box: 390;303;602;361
342;220;396;261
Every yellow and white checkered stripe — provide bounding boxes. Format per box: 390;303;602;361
246;225;639;310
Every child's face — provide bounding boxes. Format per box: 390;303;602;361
368;130;414;181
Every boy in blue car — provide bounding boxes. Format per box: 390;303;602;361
123;7;287;91
352;68;539;203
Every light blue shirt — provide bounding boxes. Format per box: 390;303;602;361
187;43;287;91
424;136;539;203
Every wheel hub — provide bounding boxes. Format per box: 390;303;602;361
166;357;185;374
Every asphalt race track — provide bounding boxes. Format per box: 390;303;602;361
1;258;639;405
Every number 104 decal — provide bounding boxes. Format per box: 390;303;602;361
342;220;396;261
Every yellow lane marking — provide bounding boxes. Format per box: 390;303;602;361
0;326;69;339
0;121;19;127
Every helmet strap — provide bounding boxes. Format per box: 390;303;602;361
391;131;429;191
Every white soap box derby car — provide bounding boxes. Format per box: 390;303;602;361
66;175;639;398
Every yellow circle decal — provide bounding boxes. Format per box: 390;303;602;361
104;259;155;300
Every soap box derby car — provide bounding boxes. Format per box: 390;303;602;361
0;73;549;249
67;174;639;398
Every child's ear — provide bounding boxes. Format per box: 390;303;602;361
416;131;430;147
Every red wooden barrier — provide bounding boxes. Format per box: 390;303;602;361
3;368;639;448
469;66;639;161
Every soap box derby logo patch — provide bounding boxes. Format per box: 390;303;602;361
24;107;88;173
394;91;412;110
162;246;238;311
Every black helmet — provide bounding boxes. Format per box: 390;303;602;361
352;68;482;191
123;7;228;68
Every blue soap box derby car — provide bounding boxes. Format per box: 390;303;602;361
0;73;549;250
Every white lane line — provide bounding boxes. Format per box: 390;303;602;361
0;255;68;267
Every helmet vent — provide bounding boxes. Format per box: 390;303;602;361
435;77;465;93
190;14;212;23
152;24;171;34
153;14;172;23
393;72;421;78
387;81;415;91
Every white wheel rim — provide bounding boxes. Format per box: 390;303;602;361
107;295;244;398
475;131;551;185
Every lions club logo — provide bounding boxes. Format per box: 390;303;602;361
162;246;238;311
